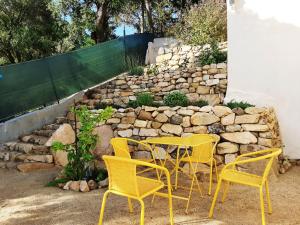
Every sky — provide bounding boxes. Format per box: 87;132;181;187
115;24;137;37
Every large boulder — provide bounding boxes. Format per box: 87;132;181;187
93;125;114;158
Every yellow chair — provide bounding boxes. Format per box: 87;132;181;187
178;134;220;212
98;156;174;225
110;137;157;173
209;148;282;225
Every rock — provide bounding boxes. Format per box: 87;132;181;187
138;110;153;120
17;162;54;172
164;110;177;117
52;151;68;167
225;125;241;132
121;117;135;124
15;143;34;154
144;106;157;112
134;119;148;128
221;132;258;144
139;128;158;137
217;142;239;154
45;124;75;147
69;181;80;192
181;116;191;128
232;107;245;115
221;113;235;125
80;180;90;192
258;138;273;147
240;144;266;154
93;125;114;159
197;86;210;94
133;151;152;159
186;93;199;102
214;74;227;79
152;147;167;159
200;106;213;112
25;155;53;163
235;114;260;124
106;118;121;124
117;124;132;129
245;107;266;114
193;126;208;134
206;79;219;86
177;109;194;116
170;115;183;125
155;113;168;123
213;106;232;117
241;124;269;132
63;181;72;190
151;122;162;129
191;112;220;125
259;132;273;138
99;178;109;188
118;129;133;138
161;124;183;136
225;154;237;164
88;180;98;190
207;123;225;134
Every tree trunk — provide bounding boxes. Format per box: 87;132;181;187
141;0;145;33
93;1;110;43
144;0;154;33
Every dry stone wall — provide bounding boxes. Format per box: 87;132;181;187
105;105;282;164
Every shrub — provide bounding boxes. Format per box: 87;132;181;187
96;168;108;182
128;92;154;108
199;43;227;65
164;91;188;107
170;1;227;46
225;100;255;110
146;66;159;76
191;99;209;108
129;66;144;76
51;105;114;181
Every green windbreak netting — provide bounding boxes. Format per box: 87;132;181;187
0;33;154;121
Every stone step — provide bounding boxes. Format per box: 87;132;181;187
56;117;69;124
32;129;54;137
43;123;60;130
17;162;54;173
0;161;19;169
15;154;53;164
23;135;49;145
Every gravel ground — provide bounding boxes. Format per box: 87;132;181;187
0;166;300;225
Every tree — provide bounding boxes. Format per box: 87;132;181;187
0;0;66;64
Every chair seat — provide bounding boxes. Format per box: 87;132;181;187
137;176;164;198
221;169;263;187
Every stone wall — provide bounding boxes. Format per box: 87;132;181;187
105;105;282;164
83;62;227;108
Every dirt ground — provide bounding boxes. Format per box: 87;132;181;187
0;166;300;225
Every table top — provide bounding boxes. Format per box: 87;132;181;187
141;136;213;147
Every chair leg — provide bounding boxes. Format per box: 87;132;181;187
222;181;230;203
214;159;219;181
209;161;213;195
128;198;133;213
138;199;145;225
186;174;196;213
167;189;174;225
98;191;110;225
265;180;272;214
209;179;222;218
260;187;266;225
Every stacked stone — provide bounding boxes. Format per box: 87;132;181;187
106;105;281;164
81;63;227;109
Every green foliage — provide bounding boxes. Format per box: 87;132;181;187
164;91;188;107
46;178;70;187
129;66;144;76
170;1;227;46
191;100;209;108
146;66;159;76
128;92;154;108
0;0;67;64
51;105;114;180
199;43;227;65
96;168;108;182
225;100;255;110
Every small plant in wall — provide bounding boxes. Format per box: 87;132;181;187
164;91;189;107
51;105;114;188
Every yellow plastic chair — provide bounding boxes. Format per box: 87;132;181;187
110;138;157;174
178;134;220;212
209;148;282;225
98;156;174;225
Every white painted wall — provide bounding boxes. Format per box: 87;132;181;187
226;0;300;158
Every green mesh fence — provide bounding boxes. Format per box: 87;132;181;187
0;33;154;121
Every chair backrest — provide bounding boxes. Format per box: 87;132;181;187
110;138;131;158
103;155;139;197
259;148;282;182
188;134;220;162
